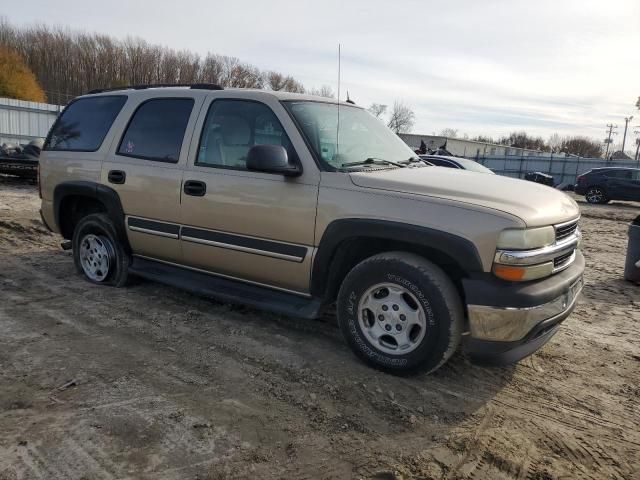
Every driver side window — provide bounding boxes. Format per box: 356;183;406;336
196;99;295;170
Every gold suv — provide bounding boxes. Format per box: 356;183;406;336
39;84;584;374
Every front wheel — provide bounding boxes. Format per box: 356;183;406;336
337;252;463;374
72;213;130;286
585;187;608;204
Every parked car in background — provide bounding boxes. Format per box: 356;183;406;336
524;171;554;187
418;155;495;174
0;138;43;179
575;167;640;204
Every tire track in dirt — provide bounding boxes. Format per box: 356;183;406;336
3;252;638;479
2;184;640;479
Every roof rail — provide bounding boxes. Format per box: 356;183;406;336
86;83;224;94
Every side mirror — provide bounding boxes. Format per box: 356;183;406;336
246;145;301;177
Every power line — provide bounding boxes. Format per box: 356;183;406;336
621;115;634;154
604;123;618;160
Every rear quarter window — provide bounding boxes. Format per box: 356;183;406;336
605;170;632;179
44;96;127;152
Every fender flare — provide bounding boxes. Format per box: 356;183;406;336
310;218;484;297
53;181;130;250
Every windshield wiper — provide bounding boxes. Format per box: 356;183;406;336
341;157;406;168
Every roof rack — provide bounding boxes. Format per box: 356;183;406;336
86;83;224;94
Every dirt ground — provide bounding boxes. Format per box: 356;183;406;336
0;175;638;480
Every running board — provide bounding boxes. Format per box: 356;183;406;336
129;257;324;319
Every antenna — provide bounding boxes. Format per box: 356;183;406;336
336;43;341;158
346;90;355;104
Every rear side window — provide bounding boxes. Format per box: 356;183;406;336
44;96;126;151
605;169;632;179
431;158;457;168
118;98;194;163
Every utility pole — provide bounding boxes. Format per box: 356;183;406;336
622;115;634;154
605;123;618;160
634;129;640;162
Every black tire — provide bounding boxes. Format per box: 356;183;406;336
72;213;130;287
585;187;608;204
337;251;463;374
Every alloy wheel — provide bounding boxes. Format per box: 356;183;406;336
79;234;114;282
357;283;427;355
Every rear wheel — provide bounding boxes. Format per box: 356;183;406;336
72;213;130;286
585;187;608;204
337;252;463;374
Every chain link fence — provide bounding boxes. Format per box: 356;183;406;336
467;154;640;186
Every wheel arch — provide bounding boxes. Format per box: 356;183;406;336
53;181;131;252
311;219;484;303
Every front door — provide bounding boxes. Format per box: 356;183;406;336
180;97;319;294
101;93;203;263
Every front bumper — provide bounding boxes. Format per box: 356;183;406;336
462;250;585;365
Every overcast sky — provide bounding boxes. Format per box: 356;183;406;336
8;0;639;142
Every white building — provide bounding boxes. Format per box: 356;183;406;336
399;133;554;159
0;97;61;146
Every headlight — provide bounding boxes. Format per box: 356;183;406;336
496;226;555;250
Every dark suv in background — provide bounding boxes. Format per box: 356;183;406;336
575;167;640;204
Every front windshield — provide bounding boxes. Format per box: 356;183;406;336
286;101;417;169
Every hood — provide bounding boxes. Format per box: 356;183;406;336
349;167;580;227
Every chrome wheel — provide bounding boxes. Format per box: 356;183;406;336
586;188;604;204
79;234;113;282
358;283;427;355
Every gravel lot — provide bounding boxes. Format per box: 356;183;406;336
0;176;639;480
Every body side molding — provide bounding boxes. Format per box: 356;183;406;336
123;215;309;262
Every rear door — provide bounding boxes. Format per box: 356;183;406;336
179;95;320;294
604;169;635;200
627;169;640;200
101;92;204;263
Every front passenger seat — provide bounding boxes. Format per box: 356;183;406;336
220;116;251;168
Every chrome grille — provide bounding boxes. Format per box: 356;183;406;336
555;220;578;242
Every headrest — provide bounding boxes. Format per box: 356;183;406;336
220;116;250;146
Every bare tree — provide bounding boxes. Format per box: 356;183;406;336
560;136;603;158
547;133;562;153
498;131;548;151
440;128;458;138
309;85;335;98
387;100;415;134
368;103;387;119
0;18;306;101
471;135;497;143
265;71;305;93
